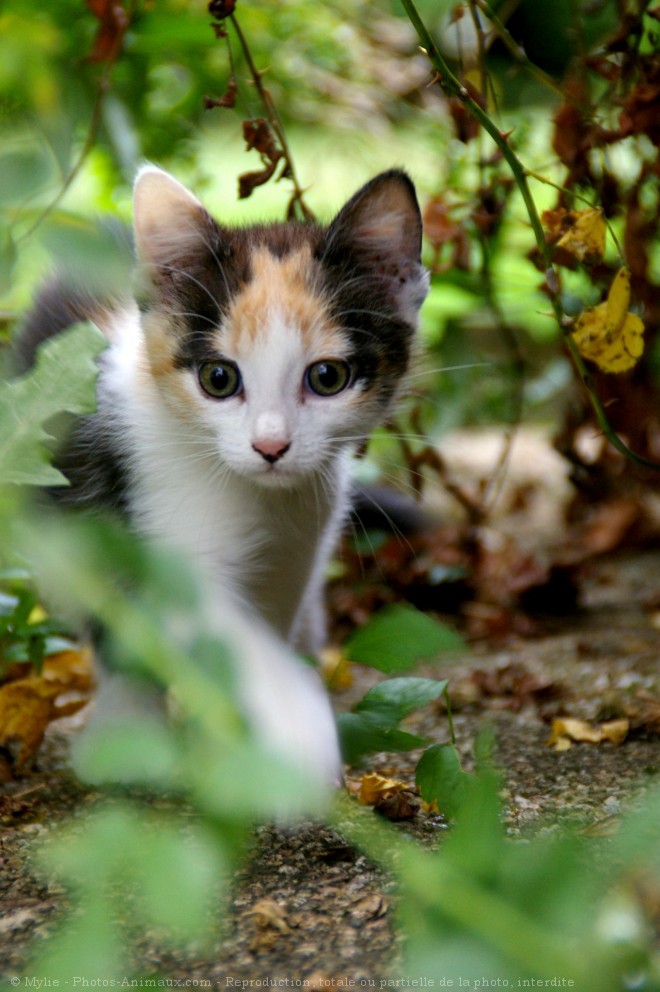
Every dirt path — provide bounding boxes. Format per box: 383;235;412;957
1;550;659;984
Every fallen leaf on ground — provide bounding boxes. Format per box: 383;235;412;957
356;772;421;821
548;716;629;750
374;790;422;821
41;647;94;690
357;772;409;805
624;692;660;736
319;647;353;691
348;894;388;922
248;898;291;933
0;647;94;776
470;661;566;712
572;267;645;373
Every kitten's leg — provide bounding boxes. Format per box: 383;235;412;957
70;663;169;784
291;579;327;656
210;600;343;788
72;598;343;800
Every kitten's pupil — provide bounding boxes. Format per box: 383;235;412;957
317;363;338;389
211;367;229;391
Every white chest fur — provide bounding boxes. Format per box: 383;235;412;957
102;322;350;652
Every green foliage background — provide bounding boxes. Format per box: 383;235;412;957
2;0;660;987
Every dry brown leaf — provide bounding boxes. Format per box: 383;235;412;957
548;717;603;747
42;647;95;691
249;898;291;933
358;772;408;806
470;662;566;712
0;647;94;774
373;790;421;821
626;692;660;735
0;679;69;772
357;772;420;820
349;894;388;922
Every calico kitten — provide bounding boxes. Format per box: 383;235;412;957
17;167;428;789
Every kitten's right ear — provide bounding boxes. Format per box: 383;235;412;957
323;170;428;327
133;166;214;271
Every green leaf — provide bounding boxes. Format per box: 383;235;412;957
345;604;466;673
0;147;54;206
72;719;181;789
0;321;106;487
338;677;447;764
337;711;426;765
192;740;331;820
415;742;471;818
132;820;226;944
355;676;449;724
38;805;225;953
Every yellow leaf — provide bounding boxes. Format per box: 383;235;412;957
42;646;95;691
572;267;645;373
547;715;630;750
600;718;629;745
0;679;67;772
0;647;94;774
548;717;603;747
555;207;606;262
604;265;631;333
319;646;353;691
358;772;408;806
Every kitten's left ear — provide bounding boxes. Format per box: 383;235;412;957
133;166;215;271
323;170;429;325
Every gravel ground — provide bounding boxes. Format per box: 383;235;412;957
1;550;659;984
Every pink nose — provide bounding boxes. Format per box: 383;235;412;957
252;439;291;464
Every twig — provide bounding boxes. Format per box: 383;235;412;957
397;406;485;528
17;3;134;245
17;81;108;245
226;12;314;221
401;0;660;472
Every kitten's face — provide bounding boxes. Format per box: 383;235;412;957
133;168;428;487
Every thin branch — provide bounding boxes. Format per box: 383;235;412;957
17;2;135;245
401;0;660;473
228;13;314;221
17;80;107;245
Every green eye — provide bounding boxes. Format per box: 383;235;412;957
305;360;351;397
199;360;242;399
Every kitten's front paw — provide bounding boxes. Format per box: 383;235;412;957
236;633;343;791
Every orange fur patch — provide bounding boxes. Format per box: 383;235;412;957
143;314;180;378
142;314;197;415
224;246;341;354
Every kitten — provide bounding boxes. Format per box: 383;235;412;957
17;167;428;790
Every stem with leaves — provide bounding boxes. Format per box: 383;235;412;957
400;0;660;472
228;15;313;221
